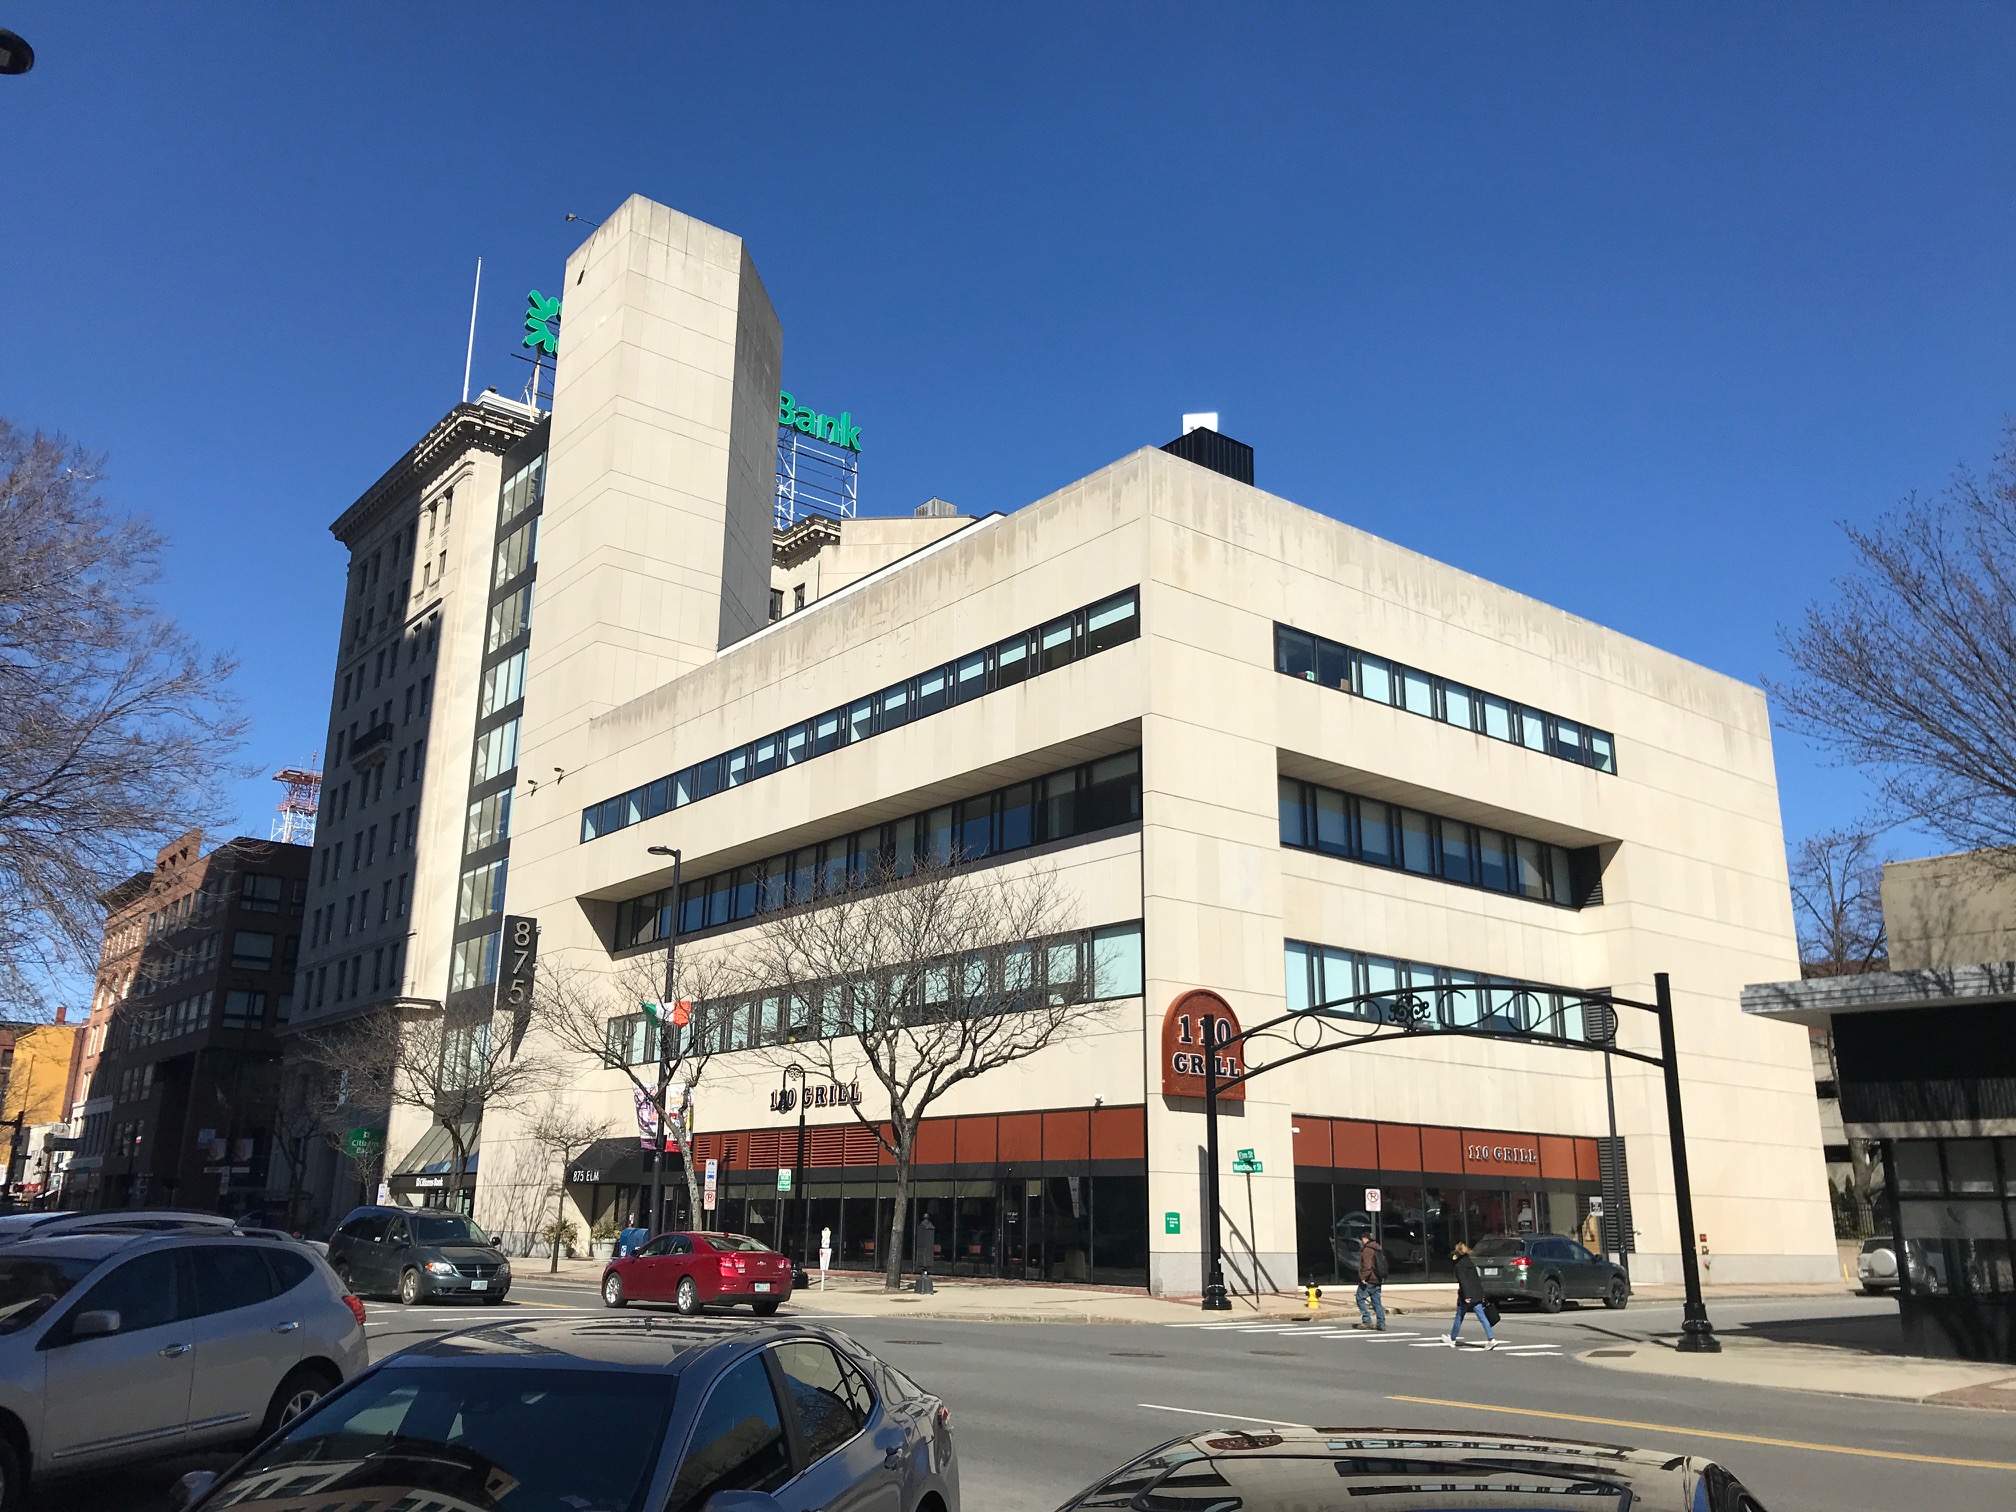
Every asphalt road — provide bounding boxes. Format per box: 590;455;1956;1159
34;1279;2016;1512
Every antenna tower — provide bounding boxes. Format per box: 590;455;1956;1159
271;760;322;846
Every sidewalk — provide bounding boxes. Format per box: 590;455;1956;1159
1577;1334;2016;1411
525;1261;1861;1327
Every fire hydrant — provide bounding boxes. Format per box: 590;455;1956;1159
1305;1282;1322;1313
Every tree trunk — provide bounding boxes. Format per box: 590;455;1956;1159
884;1126;914;1292
549;1170;565;1272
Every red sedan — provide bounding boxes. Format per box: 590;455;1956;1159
598;1231;794;1315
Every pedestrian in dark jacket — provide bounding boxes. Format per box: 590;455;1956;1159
1448;1243;1496;1348
1355;1237;1387;1330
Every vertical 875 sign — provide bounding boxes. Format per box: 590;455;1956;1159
499;915;539;1009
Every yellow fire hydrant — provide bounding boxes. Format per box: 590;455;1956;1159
1306;1282;1322;1313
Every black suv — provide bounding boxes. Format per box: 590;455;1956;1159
326;1206;511;1305
1473;1233;1630;1311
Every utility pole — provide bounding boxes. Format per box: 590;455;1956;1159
782;1064;808;1263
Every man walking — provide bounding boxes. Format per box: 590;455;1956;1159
1355;1234;1388;1330
1448;1242;1496;1348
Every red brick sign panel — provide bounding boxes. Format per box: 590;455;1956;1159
1161;989;1246;1101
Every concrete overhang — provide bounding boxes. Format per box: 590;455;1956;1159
1740;961;2016;1028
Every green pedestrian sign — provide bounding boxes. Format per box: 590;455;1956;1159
777;1167;794;1193
1164;1211;1181;1235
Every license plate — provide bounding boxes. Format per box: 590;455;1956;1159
1480;1267;1499;1277
753;1282;771;1293
471;1279;488;1291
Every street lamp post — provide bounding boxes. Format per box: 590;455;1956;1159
1201;1013;1231;1310
645;846;681;1235
782;1064;808;1264
1654;973;1719;1352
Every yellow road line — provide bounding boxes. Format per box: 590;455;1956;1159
1386;1395;2016;1472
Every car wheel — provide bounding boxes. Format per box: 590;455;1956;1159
753;1299;781;1316
0;1431;20;1512
603;1273;628;1308
1603;1276;1629;1310
262;1362;340;1438
399;1268;425;1306
1540;1278;1564;1313
676;1276;699;1315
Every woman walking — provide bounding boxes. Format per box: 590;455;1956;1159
1448;1243;1496;1348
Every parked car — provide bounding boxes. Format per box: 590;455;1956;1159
1056;1427;1763;1510
1856;1234;1901;1294
237;1225;330;1257
602;1231;794;1315
179;1316;957;1512
1472;1233;1630;1311
0;1229;368;1510
325;1205;510;1305
0;1210;237;1246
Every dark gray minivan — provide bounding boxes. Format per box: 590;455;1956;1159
326;1206;511;1306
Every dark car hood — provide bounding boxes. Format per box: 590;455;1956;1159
430;1245;507;1264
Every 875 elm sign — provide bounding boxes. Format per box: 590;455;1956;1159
498;915;538;1011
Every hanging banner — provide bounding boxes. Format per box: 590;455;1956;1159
633;1083;690;1152
1160;989;1246;1101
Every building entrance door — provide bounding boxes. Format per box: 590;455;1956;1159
999;1179;1042;1279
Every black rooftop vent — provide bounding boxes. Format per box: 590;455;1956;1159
1161;425;1254;486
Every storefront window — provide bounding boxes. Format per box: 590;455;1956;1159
1090;1176;1148;1286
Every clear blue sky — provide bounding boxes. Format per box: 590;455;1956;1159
7;5;2013;864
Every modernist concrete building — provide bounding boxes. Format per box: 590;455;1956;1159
302;194;1835;1292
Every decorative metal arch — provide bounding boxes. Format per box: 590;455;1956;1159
1190;971;1718;1352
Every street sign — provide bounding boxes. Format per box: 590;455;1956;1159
704;1158;719;1212
1231;1153;1263;1175
343;1127;384;1160
1366;1187;1383;1212
1588;1197;1605;1218
1235;1148;1256;1163
777;1167;793;1193
1164;1211;1181;1235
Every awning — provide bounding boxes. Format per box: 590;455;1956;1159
567;1136;684;1189
388;1124;479;1194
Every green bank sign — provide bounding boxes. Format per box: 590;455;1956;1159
779;391;861;452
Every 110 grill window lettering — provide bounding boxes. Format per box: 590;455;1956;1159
613;750;1143;948
1273;623;1617;775
581;588;1141;842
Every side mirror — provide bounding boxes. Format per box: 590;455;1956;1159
70;1309;121;1339
702;1495;788;1511
173;1469;218;1509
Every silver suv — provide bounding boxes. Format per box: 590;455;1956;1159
0;1230;369;1509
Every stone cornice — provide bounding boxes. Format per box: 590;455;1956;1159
330;399;540;545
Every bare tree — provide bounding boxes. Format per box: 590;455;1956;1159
1789;829;1889;979
1787;828;1891;1234
0;420;245;1013
523;1097;617;1271
296;1004;556;1221
533;952;735;1238
1774;424;2016;857
736;852;1109;1291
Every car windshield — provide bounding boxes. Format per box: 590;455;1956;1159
1861;1237;1894;1254
1472;1237;1529;1257
218;1365;679;1512
410;1215;488;1246
0;1253;100;1335
704;1233;770;1252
